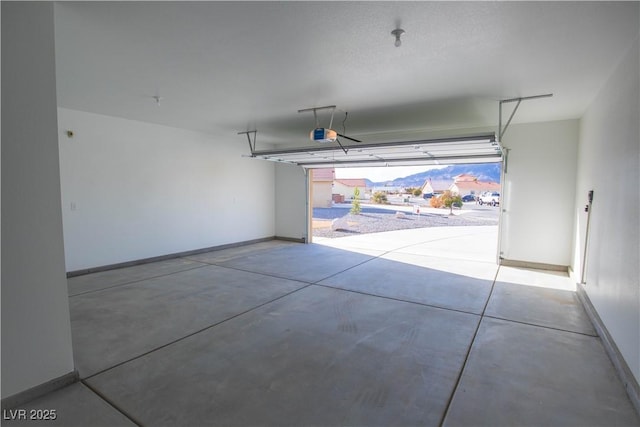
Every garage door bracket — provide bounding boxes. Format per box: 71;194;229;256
237;130;258;154
498;93;553;141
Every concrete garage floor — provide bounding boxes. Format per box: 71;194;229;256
7;226;639;426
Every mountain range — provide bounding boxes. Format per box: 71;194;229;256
368;163;501;187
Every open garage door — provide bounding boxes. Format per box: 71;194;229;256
248;133;501;168
266;132;504;260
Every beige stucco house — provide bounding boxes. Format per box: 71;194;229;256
333;178;367;200
311;168;334;207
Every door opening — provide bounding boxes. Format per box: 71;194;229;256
308;162;504;265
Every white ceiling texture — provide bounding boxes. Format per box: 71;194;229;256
54;2;639;166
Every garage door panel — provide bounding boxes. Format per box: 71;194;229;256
249;133;501;168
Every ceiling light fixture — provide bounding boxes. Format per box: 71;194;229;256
391;28;405;47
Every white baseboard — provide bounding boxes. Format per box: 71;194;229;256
500;258;568;272
576;283;640;417
67;236;277;277
1;371;79;410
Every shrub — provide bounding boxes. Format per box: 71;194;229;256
371;191;388;204
430;195;443;208
412;188;422;197
350;187;362;215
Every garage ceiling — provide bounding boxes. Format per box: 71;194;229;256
53;2;639;149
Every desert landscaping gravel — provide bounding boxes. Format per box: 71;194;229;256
313;206;498;238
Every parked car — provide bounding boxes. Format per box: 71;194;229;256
462;194;476;202
422;193;433;199
478;191;500;206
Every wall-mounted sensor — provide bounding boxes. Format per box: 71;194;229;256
66;130;74;138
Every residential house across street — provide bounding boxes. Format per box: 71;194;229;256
448;173;500;198
312;169;501;207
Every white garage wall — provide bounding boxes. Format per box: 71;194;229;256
2;3;75;398
499;120;579;267
275;163;308;241
573;35;639;384
58;108;275;271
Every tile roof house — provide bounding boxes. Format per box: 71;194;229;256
311;171;367;206
311;168;335;207
453;173;479;182
449;174;500;196
312;168;335;182
333;178;367;199
421;178;451;195
335;178;367;188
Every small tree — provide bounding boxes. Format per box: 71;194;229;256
371;191;388;204
350;187;362;215
440;190;463;215
412;188;422;197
